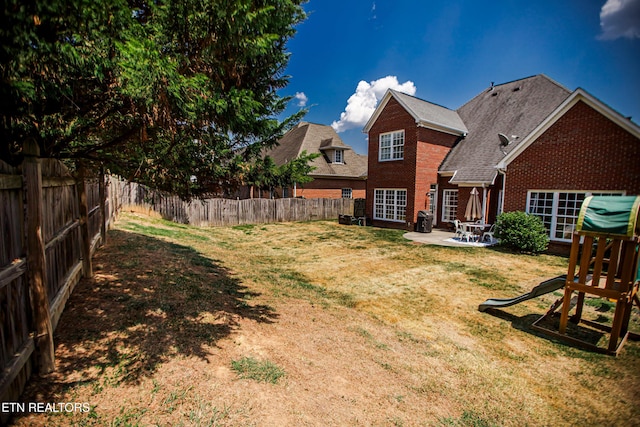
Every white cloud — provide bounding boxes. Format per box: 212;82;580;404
294;91;308;107
598;0;640;40
331;76;416;133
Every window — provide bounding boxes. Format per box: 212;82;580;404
334;150;344;164
374;189;407;222
441;190;458;222
341;188;352;199
527;191;624;241
379;130;404;161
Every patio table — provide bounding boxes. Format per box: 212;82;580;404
462;223;489;241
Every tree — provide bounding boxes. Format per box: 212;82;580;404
0;0;135;164
1;0;307;199
276;150;318;192
245;150;318;198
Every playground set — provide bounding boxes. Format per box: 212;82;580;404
480;195;640;355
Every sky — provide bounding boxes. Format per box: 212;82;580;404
278;0;640;155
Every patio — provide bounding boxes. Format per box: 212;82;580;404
403;229;498;247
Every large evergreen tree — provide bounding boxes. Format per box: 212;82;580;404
1;0;306;199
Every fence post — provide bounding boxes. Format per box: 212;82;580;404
76;164;93;278
22;139;56;373
99;167;107;246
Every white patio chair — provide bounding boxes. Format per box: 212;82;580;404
454;220;473;242
482;224;496;243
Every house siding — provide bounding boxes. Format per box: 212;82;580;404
504;100;640;213
367;97;459;230
415;128;459;227
296;177;366;199
366;98;418;229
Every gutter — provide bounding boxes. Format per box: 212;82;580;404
417;120;468;137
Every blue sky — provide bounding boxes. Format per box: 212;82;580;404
279;0;640;154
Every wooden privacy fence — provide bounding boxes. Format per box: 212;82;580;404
1;158;354;412
0;143;112;415
110;177;355;226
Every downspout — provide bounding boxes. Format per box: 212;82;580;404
294;182;297;198
482;185;487;224
497;168;506;214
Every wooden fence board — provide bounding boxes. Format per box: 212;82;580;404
109;177;354;227
1;169;357;413
0;157;113;413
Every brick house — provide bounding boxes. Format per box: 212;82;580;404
364;74;640;247
258;121;367;199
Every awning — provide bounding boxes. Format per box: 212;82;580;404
576;195;640;238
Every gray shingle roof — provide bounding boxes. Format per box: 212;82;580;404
389;90;468;135
440;75;571;184
265;122;367;179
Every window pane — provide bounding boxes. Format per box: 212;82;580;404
394;144;404;159
442;190;458;222
379;131;404;160
554;193;585;240
528;191;622;242
528;192;554;232
374;189;406;221
396;190;407;221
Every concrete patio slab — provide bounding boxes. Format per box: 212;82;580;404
403;229;497;247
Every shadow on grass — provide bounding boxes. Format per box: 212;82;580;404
482;308;606;352
19;229;278;402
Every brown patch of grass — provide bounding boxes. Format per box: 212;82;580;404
12;214;640;426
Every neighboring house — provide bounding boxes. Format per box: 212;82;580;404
364;74;640;249
259;121;367;199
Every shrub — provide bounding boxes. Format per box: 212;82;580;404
494;211;549;254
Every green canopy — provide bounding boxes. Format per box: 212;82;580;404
576;195;640;238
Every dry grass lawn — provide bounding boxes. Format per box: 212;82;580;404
12;212;640;426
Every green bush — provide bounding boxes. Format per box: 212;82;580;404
494;211;549;254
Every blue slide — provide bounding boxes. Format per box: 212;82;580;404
478;275;567;312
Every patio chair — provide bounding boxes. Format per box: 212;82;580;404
481;224;496;243
454;220;474;242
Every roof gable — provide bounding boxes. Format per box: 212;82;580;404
496;88;640;170
265;122;367;179
364;89;468;136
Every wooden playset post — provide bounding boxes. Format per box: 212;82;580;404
556;196;640;355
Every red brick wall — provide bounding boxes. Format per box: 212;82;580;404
366;98;418;229
415;128;459;226
367;97;459;230
296;178;366;199
253;178;366;199
505;100;640;212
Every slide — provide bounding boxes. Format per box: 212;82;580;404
478;275;567;312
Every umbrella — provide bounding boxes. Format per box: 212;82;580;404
465;187;483;221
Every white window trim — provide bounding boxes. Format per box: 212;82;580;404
374;188;407;222
429;188;438;217
378;130;405;162
334;149;344;164
341;188;352;199
526;190;625;242
441;189;458;223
